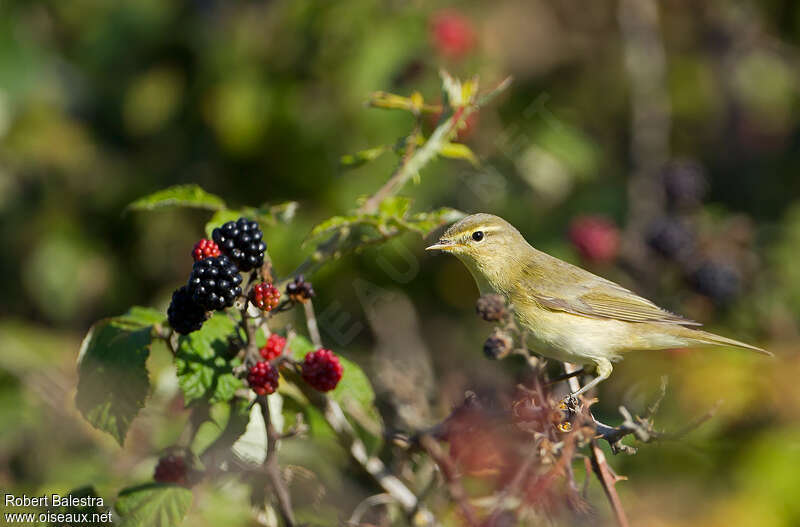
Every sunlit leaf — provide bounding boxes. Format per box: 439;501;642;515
439;142;479;166
126;184;225;213
115;484;192;527
340;145;389;168
175;314;243;405
378;196;412;220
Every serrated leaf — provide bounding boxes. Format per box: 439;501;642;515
126;185;225;213
115;484;192;527
174;314;243;405
76;319;152;445
307;215;359;240
199;398;251;459
439;142;479;166
340;145;389;168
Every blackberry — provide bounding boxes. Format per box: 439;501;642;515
476;294;507;322
192;238;221;262
154;454;189;486
286;275;315;303
212;217;267;271
248;361;279;395
689;261;740;305
646;217;694;260
260;334;286;361
662;160;707;211
252;282;281;311
483;329;513;360
187;255;242;311
301;349;343;392
167;286;207;335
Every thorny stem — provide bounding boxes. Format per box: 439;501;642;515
564;363;630;527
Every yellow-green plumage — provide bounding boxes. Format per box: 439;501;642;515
426;213;770;395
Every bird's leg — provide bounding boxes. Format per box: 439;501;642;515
570;358;612;397
546;367;585;386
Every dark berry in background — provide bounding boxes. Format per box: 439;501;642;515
483;329;513;359
302;349;343;392
167;286;207;335
662;160;707;211
689;260;740;306
476;294;507;322
192;238;221;262
212;217;266;271
646;217;695;261
187;255;242;311
248;361;280;395
286;275;315;303
568;215;620;264
154;454;189;486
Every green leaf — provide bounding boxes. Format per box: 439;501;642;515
439;142;479;166
340;145;389;168
378;196;412;220
76;319;152;445
307;215;359;241
198;398;251;459
204;202;299;237
405;207;466;235
175;314;243;405
116;484;192;527
126;184;225;213
113;306;167;331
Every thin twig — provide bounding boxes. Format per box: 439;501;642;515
258;395;296;526
418;434;480;527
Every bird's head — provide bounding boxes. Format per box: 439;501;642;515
426;213;526;278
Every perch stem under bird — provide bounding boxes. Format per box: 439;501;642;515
426;213;771;397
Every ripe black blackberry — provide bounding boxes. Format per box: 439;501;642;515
662;160;707;211
689;260;740;306
167;286;207;335
212;217;267;271
646;217;695;261
187;255;243;311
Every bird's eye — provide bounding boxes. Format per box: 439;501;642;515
472;231;484;242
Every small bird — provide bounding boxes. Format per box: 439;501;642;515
426;213;770;396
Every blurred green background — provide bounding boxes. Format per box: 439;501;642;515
1;0;800;525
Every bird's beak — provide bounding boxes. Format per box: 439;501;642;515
425;239;456;252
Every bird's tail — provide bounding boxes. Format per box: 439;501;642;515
685;329;772;356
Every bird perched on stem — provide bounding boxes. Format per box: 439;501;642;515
426;213;771;396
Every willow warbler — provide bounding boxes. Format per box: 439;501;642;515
426;213;770;396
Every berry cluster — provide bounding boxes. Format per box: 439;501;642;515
168;217;265;335
212;218;266;271
154;454;190;486
260;334;286;361
644;161;744;306
483;329;513;360
192;239;221;261
188;255;242;311
252;282;281;311
301;349;343;392
247;361;280;395
476;294;507;322
286;275;315;303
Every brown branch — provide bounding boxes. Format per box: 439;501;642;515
258;395;296;527
418;434;480;527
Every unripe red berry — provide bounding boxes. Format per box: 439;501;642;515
568;215;620;264
301;349;343;392
154;454;189;486
252;282;281;311
430;10;476;59
260;334;286;361
248;361;279;395
192;238;221;262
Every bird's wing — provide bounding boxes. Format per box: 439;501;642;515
516;254;701;326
